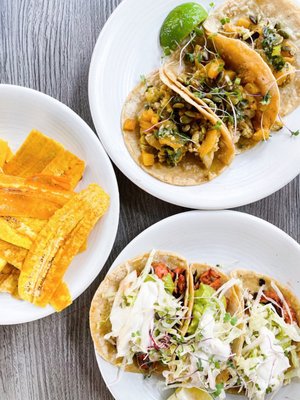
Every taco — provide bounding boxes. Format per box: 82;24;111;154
122;71;234;185
163;264;244;398
205;0;300;116
231;269;300;400
89;250;191;374
162;28;280;151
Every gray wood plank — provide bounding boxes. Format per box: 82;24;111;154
0;0;299;399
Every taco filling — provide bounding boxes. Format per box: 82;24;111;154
163;266;244;399
122;73;234;185
163;29;279;150
102;251;189;374
124;78;230;169
234;276;300;400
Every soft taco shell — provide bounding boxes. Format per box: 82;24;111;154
90;251;190;373
205;0;300;116
122;71;234;185
163;34;280;151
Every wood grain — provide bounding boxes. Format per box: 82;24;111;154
0;0;299;399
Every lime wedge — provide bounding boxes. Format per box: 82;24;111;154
167;387;213;400
160;3;208;54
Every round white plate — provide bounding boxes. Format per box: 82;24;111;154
89;0;300;209
0;84;119;325
95;210;300;400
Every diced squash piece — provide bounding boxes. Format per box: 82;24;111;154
4;130;64;177
274;62;295;86
159;137;183;150
224;70;236;81
50;281;72;312
252;129;270;142
0;239;28;269
141;152;154;166
236;18;251;29
19;184;110;307
0;174;73;219
139;120;153;132
123;118;137;131
0;139;9;168
151;115;159;125
244;82;260;95
198;129;220;158
206;59;224;79
140;109;154;122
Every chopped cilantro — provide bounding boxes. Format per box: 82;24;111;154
213;120;222;130
260;91;271;105
140;74;146;84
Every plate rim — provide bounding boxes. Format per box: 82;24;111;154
88;0;300;210
0;83;120;325
93;209;300;399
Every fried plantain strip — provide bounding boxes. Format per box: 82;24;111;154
0;258;7;273
0;217;46;241
26;174;72;191
0;239;28;269
50;281;72;311
0;174;73;219
19;184;110;306
0;218;33;249
0;264;20;298
3;130;64;177
0;139;9;168
5;145;14;163
42;149;85;189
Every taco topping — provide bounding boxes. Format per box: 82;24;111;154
123;79;228;170
163;276;243;399
260;289;298;324
197;268;222;290
104;251;189;372
175;31;272;148
236;283;300;400
152;261;186;295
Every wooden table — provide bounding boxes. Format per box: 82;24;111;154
0;1;299;399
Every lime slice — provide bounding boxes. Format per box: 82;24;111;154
160;3;208;54
167;387;213;400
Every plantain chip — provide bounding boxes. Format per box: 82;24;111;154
42;149;85;189
5;145;14;163
0;239;28;269
50;281;72;311
0;217;46;241
0;218;33;249
3;130;64;177
0;264;20;298
0;174;73;219
19;184;110;306
0;139;9;168
0;258;7;273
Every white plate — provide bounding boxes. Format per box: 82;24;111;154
89;0;300;210
95;210;300;400
0;84;119;325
